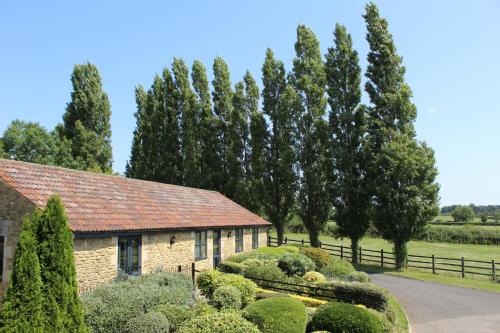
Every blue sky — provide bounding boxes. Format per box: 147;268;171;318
1;1;499;206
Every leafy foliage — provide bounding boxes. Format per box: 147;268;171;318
315;281;389;311
320;258;355;279
155;304;194;333
123;311;170;333
299;247;332;270
277;252;316;276
211;286;242;310
451;206;476;223
303;271;326;283
243;297;308;333
178;310;260;333
308;302;384;333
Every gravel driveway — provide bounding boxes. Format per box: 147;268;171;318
371;274;500;333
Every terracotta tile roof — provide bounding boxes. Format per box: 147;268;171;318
0;159;271;233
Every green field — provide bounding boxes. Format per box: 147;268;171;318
274;232;500;262
433;214;499;224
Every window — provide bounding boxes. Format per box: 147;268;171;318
0;236;4;281
118;236;141;275
252;228;259;249
195;231;207;260
235;229;244;253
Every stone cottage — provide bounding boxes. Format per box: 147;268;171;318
0;159;271;298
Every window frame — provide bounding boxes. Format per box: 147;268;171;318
235;228;244;253
117;235;142;276
252;227;259;249
194;230;208;260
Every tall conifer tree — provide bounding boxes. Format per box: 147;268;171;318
326;24;371;263
192;60;218;190
291;25;331;247
262;49;296;244
212;57;234;194
364;3;439;268
61;63;112;173
126;86;148;179
1;213;45;332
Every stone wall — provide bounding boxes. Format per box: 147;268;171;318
74;237;118;292
0;181;35;301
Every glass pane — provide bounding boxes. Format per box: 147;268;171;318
195;245;201;258
118;239;128;271
130;239;139;274
213;231;220;255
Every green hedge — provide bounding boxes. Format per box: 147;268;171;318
315;281;389;311
308;302;384;333
212;286;242;310
320;258;355;279
243;297;308;333
155;304;194;332
278;253;316;276
81;272;194;333
178;311;260;333
299;247;332;269
418;225;500;245
197;270;257;306
123;311;170;333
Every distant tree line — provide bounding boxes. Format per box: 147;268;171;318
1;3;440;269
441;204;500;215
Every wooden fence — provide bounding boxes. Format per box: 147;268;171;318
268;236;498;281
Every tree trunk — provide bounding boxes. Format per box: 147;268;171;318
309;228;320;248
276;224;285;246
351;238;359;264
394;239;408;270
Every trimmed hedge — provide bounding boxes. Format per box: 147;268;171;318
218;261;245;274
418;225;500;245
320;258;355;279
344;271;370;283
155;304;194;332
299;247;332;269
81;272;194;333
308;302;384;333
197;270;257;306
242;262;287;283
243;297;308;333
123;311;170;333
316;281;389;311
211;286;242;310
178;310;260;333
303;271;326;283
278;253;316;276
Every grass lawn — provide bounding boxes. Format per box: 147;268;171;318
276;232;500;262
356;264;500;293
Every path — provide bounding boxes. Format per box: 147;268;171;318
371;274;500;333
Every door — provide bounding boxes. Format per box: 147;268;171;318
118;236;141;275
213;230;221;268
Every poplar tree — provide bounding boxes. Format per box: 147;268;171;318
126;86;148;179
245;72;266;214
34;196;86;332
61;63;113;173
291;25;331;247
173;58;199;187
326;24;371;263
261;49;296;244
192;60;218;190
364;3;439;268
1;213;45;332
212;57;234;194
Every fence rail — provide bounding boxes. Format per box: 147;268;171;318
268;236;498;281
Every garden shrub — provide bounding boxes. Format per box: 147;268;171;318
243;297;308;333
256;291;290;300
155;304;194;332
418;225;500;245
344;271;370;283
289;294;328;307
315;281;389;311
123;311;170;333
320;258;355;278
303;271;326;283
308;302;384;333
226;250;276;264
192;299;218;317
218;261;245;274
278;252;316;276
196;269;221;297
178;310;260;333
81;272;194;333
211;286;242;310
240;258;265;267
213;273;257;306
242;262;287;283
257;245;299;255
299;247;332;269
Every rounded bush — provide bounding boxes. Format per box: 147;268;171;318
243;297;308;333
214;273;257;306
242;262;287;283
345;271;370;283
178;310;260;333
211;286;242;310
315;281;388;311
299;247;332;269
303;271;326;283
320;258;355;278
278;252;316;276
196;269;221;297
240;258;265;267
123;311;170;333
308;302;384;333
218;261;245;274
155;304;194;332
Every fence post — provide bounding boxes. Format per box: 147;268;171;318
177;265;182;273
285;237;288;244
381;249;384;268
302;239;304;245
432;255;435;274
191;262;195;284
461;257;465;278
319;241;322;248
359;247;362;263
267;234;271;246
492;260;496;281
340;245;344;260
